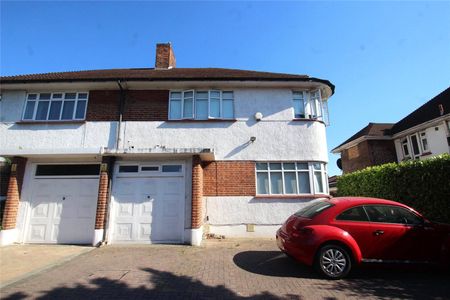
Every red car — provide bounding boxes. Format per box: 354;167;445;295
276;197;450;279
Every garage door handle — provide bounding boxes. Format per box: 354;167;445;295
373;230;384;236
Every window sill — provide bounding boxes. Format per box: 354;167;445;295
420;152;432;156
16;120;86;125
291;118;325;124
166;119;237;123
254;194;331;199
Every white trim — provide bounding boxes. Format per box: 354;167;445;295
0;229;18;246
190;226;203;246
115;161;184;178
0;147;103;157
93;229;104;246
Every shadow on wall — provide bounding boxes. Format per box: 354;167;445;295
2;267;281;300
233;250;450;299
224;139;253;158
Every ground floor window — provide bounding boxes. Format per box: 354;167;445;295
256;162;327;195
35;164;100;176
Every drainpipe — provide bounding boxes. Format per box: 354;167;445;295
100;81;125;245
116;80;126;151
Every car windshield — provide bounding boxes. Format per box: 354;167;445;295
294;200;334;219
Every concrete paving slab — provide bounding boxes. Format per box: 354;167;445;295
0;244;93;288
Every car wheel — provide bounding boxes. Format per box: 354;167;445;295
315;244;352;279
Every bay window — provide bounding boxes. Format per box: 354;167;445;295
169;90;234;120
256;162;327;195
292;90;329;125
22;92;88;121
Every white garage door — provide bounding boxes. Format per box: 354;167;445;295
111;163;185;243
26;164;99;244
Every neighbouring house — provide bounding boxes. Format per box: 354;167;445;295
332;87;450;174
0;43;334;246
331;123;397;173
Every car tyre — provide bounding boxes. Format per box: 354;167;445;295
315;244;352;279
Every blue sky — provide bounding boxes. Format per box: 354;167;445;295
1;1;450;176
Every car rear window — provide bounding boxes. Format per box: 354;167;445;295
294;200;334;218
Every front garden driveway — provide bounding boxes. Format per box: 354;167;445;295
1;239;449;299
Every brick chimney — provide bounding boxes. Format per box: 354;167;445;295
155;43;176;69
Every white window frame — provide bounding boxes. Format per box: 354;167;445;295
401;138;411;159
419;131;429;153
169;90;234;120
409;133;422;158
292;91;306;119
255;162;328;196
116;162;184;178
292;90;328;124
22;92;89;121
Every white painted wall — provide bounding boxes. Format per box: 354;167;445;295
1;89;328;162
204;196;323;238
0;122;118;152
120;120;327;161
205;196;318;225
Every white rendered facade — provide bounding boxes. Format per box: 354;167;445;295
0;79;333;245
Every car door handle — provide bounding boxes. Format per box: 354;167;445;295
373;230;384;236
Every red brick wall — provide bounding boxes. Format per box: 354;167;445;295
341;140;396;174
123;90;169;121
203;161;256;196
95;169;109;230
155;43;176;69
2;157;27;230
86;90;121;121
191;156;203;229
86;90;169;121
368;140;397;166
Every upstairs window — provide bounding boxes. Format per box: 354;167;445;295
22;92;88;121
169;90;234;120
292;90;329;125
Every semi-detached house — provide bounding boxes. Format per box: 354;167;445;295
0;43;334;246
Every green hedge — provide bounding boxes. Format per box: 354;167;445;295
337;154;450;223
